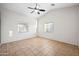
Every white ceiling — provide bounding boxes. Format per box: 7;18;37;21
0;3;78;18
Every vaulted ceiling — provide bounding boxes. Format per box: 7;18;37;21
0;3;78;18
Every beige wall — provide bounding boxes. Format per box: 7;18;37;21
38;5;79;46
77;6;79;46
1;8;37;43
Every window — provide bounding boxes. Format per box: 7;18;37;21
44;22;54;33
18;23;28;33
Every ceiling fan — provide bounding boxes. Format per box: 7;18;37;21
27;3;46;14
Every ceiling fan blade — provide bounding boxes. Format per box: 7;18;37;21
31;10;35;13
28;7;34;9
37;12;40;14
39;9;45;12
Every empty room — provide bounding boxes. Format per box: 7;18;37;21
0;3;79;56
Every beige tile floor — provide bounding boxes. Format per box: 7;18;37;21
0;37;79;56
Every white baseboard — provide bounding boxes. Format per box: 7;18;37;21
1;34;36;44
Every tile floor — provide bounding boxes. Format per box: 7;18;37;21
0;37;79;56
